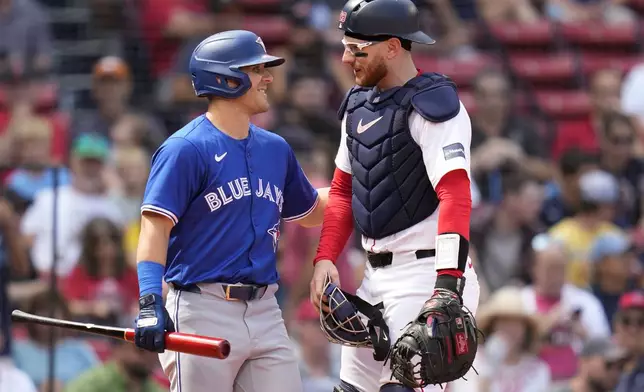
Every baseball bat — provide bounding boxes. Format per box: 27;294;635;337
11;310;230;359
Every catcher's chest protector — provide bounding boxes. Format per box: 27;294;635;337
340;73;447;239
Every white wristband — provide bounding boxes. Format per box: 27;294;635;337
435;233;460;271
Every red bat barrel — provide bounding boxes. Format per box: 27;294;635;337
123;330;231;359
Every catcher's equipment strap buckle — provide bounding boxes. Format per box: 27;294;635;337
342;290;391;361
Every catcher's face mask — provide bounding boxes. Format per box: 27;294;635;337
319;275;391;361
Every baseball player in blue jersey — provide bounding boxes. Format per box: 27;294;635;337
133;30;329;392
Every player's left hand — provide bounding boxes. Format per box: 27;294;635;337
134;293;175;353
388;288;479;388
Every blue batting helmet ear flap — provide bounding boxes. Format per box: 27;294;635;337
189;30;285;99
319;274;392;361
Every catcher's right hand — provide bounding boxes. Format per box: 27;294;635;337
387;288;479;388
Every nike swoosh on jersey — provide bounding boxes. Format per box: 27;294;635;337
357;116;383;134
215;152;227;162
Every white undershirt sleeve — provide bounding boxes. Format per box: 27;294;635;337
408;102;472;188
334;113;352;174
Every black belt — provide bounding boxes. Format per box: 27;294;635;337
366;249;435;269
172;283;268;301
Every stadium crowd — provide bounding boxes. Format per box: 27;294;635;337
1;0;644;391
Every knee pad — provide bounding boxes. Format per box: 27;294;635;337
379;383;415;392
333;380;362;392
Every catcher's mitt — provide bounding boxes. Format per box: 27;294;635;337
387;289;479;388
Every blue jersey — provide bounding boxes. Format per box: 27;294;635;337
141;115;318;286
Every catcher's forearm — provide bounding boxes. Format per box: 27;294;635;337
434;170;471;293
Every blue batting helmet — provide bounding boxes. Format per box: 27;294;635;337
189;30;285;99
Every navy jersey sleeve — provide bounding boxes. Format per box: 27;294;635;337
141;138;206;225
281;147;319;222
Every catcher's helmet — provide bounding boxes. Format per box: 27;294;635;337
338;0;435;44
189;30;285;99
320;276;391;361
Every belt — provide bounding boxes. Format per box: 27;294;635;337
366;249;435;269
172;283;268;301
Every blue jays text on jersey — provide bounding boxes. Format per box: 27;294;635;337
204;177;285;214
141;115;318;287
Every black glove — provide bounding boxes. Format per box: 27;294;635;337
134;293;175;353
387;277;479;388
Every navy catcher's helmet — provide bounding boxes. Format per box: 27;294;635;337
338;0;435;45
320;275;391;361
189;30;285;99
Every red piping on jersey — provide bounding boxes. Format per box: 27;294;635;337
314;168;353;265
435;169;471;278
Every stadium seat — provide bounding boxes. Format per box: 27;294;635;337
414;54;500;89
535;90;592;119
509;53;580;88
237;0;283;12
580;53;644;76
242;15;290;45
489;20;555;50
560;22;639;50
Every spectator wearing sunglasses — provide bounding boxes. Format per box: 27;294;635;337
614;291;644;392
598;113;644;228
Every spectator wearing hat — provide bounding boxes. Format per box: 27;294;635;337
69;56;166;148
589;232;640;324
472;286;551;392
522;235;610;382
549;169;624;289
614;291;644;392
555;337;629;392
20;133;126;277
291;300;340;392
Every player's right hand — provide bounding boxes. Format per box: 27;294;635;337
134;293;175;353
310;259;340;314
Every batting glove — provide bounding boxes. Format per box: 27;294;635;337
134;293;175;353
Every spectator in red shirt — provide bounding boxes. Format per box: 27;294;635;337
62;218;139;326
552;68;623;161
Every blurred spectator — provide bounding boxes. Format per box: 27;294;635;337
21;133;125;277
522;234;610;381
552;69;623;160
470;69;552;203
589;232;640;324
621;63;644;137
63;337;164;392
4;114;71;207
109;113;165;157
106;146;150;225
473;286;551;392
139;0;240;80
62;218;138;326
477;0;540;23
0;332;36;392
555;337;629;392
596;113;644;228
0;193;30;359
544;0;636;23
614;291;644;392
292;300;340;392
70;56;166;147
0;0;53;80
541;149;598;228
470;174;544;293
548;169;623;288
613;292;644;368
12;291;99;389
